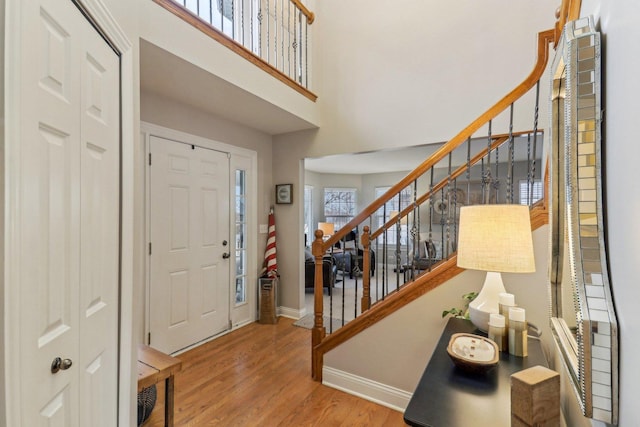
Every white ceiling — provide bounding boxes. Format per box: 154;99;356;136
305;144;442;175
139;40;317;135
305;136;541;175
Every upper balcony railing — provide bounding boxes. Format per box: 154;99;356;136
154;0;316;100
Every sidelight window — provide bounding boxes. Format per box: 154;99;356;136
235;169;247;304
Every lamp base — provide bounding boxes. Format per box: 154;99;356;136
468;271;507;332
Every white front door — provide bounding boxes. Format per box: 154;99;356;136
149;136;231;354
14;0;120;424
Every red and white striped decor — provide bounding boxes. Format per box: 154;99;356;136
262;208;278;278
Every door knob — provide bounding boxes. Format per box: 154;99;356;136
222;240;228;246
222;252;231;259
51;357;73;374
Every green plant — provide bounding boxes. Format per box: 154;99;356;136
441;292;478;319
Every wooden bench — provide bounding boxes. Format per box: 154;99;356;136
137;344;182;427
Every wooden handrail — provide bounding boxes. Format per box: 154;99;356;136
556;0;583;46
568;0;581;21
291;0;315;24
317;28;556;255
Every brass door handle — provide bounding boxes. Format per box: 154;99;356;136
51;357;73;374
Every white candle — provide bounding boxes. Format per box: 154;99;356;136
509;307;526;322
489;313;505;327
499;292;515;306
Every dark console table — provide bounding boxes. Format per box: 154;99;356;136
404;317;547;427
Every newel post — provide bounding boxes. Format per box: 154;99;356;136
361;226;371;311
311;230;326;380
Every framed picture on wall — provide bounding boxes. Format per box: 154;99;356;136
276;184;293;204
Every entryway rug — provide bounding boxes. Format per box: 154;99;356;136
293;314;347;332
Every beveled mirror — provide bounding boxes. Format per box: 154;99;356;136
549;16;618;425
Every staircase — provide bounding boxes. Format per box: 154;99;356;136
309;26;561;381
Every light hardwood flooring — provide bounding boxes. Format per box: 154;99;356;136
144;317;406;426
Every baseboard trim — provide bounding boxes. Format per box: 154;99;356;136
322;366;411;412
278;305;306;320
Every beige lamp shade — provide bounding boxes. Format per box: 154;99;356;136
317;222;334;237
457;205;535;273
457;204;535;331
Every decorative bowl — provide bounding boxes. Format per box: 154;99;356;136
446;333;499;374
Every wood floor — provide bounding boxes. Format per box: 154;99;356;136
144;317;407;426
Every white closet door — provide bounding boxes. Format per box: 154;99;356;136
15;0;120;424
78;6;121;426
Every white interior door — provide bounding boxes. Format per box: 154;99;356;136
78;8;120;426
149;136;231;354
15;0;120;425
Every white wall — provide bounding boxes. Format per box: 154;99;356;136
579;1;640;425
141;91;274;163
310;0;558;155
0;0;5;417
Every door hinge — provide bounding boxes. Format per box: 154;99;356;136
148;152;152;165
149;242;152;255
229;320;233;330
148;332;151;344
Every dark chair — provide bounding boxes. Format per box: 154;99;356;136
332;250;353;277
304;250;336;295
332;248;376;278
333;230;376;278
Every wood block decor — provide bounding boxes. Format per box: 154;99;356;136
258;277;278;324
511;365;560;427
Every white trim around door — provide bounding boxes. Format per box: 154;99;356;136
141;122;258;350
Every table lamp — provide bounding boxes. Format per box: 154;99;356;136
456;204;535;332
317;222;334;241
